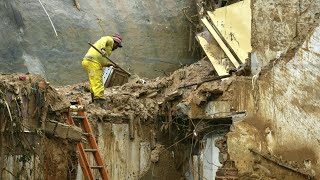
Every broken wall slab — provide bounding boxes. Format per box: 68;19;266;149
95;123;151;180
208;0;252;64
198;0;252;76
227;25;320;178
251;0;320;70
201;17;240;68
45;120;82;141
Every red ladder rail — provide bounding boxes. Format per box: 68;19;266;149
66;98;109;180
67;116;95;179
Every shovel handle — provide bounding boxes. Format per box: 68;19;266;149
88;42;131;76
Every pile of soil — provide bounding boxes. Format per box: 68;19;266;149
57;58;230;124
0;73;69;128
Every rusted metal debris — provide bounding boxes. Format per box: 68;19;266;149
249;149;315;178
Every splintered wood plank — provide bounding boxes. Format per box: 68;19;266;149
201;18;240;68
196;34;228;76
207;0;252;64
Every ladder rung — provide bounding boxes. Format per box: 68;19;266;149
72;116;85;119
90;166;103;169
84;149;97;152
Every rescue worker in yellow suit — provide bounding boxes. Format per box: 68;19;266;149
82;34;123;103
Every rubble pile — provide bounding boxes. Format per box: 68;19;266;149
0;73;70;130
60;58;229;125
0;57;242;179
54;58;231;179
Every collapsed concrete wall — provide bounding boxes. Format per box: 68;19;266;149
251;0;320;70
0;0;197;85
183;1;320;179
227;25;320;179
21;22;320;179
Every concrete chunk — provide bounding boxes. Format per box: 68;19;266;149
67;126;82;141
45;120;82;141
54;122;69;139
45;121;57;134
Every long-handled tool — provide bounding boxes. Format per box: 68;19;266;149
88;42;131;76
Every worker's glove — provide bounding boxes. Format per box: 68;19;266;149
101;49;106;56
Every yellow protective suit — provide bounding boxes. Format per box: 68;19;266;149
82;36;114;99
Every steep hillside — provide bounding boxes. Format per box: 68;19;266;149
0;0;196;85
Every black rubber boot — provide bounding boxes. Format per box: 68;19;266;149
93;98;106;106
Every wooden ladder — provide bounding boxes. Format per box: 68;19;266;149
66;99;109;180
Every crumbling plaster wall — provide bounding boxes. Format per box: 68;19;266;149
0;0;196;85
91;122;183;180
227;25;320;179
95;123;151;180
251;0;320;69
222;1;320;178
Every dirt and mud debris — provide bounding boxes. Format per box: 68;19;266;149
140;145;185;180
150;144;164;163
57;58;230;124
0;73;69;127
249;148;316;178
44;137;76;179
52;58;233;179
0;73;76;179
53;57;243;179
